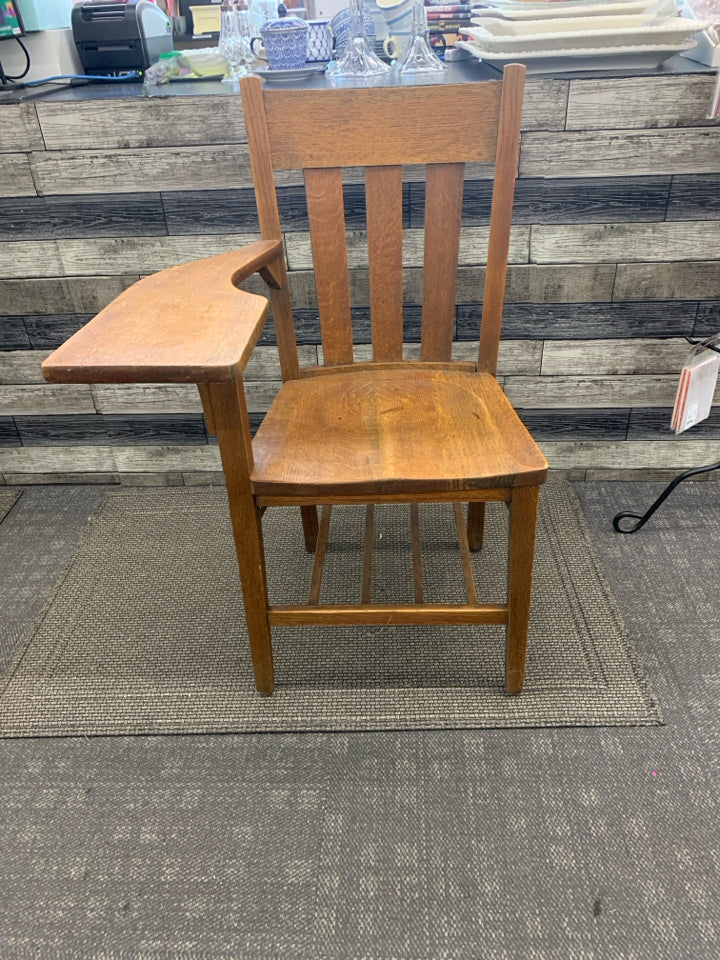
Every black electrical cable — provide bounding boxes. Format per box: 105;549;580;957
4;36;31;82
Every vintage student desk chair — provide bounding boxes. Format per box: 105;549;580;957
43;66;548;697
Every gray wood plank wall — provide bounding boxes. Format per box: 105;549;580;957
1;72;720;485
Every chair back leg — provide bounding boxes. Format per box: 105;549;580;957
467;502;486;552
505;485;540;695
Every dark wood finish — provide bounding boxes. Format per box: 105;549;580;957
14;413;207;447
467;502;485;552
251;369;547;498
0;417;21;447
421;164;465;362
308;504;332;604
366;166;404;362
261;84;503;169
667;174;720;221
301;505;319;552
42;242;280;384
268;603;509;626
362;504;375;604
0;194;167;241
410;503;423;604
304;167;354;365
506;484;539;695
479;63;525;376
208;379;274;695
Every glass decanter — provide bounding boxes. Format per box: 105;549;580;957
327;0;389;81
219;0;252;85
395;0;446;77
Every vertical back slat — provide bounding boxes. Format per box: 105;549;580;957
240;76;300;382
478;63;526;376
305;167;354;366
420;162;465;361
365;165;404;362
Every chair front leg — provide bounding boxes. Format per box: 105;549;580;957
505;485;539;695
208;380;274;695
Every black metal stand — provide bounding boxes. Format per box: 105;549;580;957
612;335;720;534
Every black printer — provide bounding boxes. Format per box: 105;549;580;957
72;1;173;74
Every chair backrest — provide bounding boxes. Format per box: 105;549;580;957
240;67;525;379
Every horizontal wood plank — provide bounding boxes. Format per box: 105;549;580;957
112;445;222;472
0;277;139;316
0;445;115;473
91;381;280;414
666;175;720;221
0;103;43;152
614;262;720;301
458;301;699;341
0;384;96;416
36;98;248;151
540;339;692;376
2;154;36;198
504;374;718;409
0;194;167;241
521;129;720;179
628;407;720;440
14;413;208;447
0;417;20;447
532;221;720;265
566;75;720;130
0;351;51;384
268;603;508;626
541;439;720;470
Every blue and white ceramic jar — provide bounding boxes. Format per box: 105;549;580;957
251;16;308;70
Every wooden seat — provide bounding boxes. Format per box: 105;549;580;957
251;368;547;500
42;65;549;699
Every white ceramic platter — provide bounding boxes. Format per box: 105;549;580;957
461;17;705;52
471;1;658;19
456;36;698;71
253;64;327;82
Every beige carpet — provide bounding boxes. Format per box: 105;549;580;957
0;483;661;735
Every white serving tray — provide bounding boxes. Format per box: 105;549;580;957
471;0;663;18
456;36;698;71
461;16;705;52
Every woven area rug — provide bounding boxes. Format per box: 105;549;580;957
0;483;661;735
0;489;20;523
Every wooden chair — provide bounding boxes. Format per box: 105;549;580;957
42;65;547;697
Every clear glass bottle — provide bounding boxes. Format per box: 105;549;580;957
395;0;446;77
219;0;252;85
326;0;389;81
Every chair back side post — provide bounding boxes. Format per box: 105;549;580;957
477;63;526;376
241;76;301;382
242;70;524;377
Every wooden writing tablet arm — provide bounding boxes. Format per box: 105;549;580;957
41;239;284;386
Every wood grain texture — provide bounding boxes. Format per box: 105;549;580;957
521;129;720;179
1;154;37;198
479;63;525;376
327;340;542;376
0;445;115;473
565;75;719;131
0;318;31;350
15;413;207;447
540;339;692;376
365;166;404;362
458;301;698;341
304;168;353;365
36;98;247;151
0;351;51;384
532;221;720;265
541;439;720;470
0;103;43;152
421;163;465;361
0;277;138;316
262;83;502;168
91;381;280;414
42;243;279;384
454;502;478;604
628;407;720;440
0;194;166;242
0;418;20;447
519;408;630;442
267;603;508;626
308;505;332;604
283;225;530;271
251;369;547;498
666;175;720;221
504;375;713;409
614;262;720;301
505;484;539;694
0;384;96;416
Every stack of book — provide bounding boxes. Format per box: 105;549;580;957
425;0;474;50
